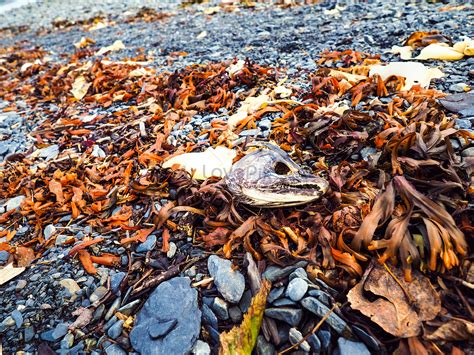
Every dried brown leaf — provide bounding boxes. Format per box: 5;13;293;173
347;263;440;337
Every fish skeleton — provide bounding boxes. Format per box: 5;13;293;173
225;143;329;207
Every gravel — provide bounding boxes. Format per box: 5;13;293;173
0;0;472;352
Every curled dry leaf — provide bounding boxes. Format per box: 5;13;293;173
347;263;441;338
424;318;474;342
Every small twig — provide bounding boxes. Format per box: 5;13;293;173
454;286;474;321
131;264;180;296
278;304;337;354
380;258;418;311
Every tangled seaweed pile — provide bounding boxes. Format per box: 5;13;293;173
0;16;473;354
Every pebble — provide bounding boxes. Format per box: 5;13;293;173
239;128;261;136
11;310;23;328
107;320;124;339
192;340;211;355
5;195;25;212
317;329;332;352
105;344;127;355
301;297;349;336
60;278;81;301
449;83;469;93
307;289;332;307
258;119;272;131
166;241;177;258
105;297;121;321
211;297;229;320
15;279;27;291
0;250;10;262
43;224;57;239
41;323;69;342
337;338;371;355
462;147;474;158
272;298;297;307
239;290;252;313
137;234;157;252
307;333;321;353
256;335;276;355
130;277;201;354
61;333;74;349
24;326;35;342
110;271;126;294
454;118;472;130
228;306;243;323
265;307;303;326
262;261;307;282
289;328;311;352
285;277;308;301
208;255;245;303
202;304;218;329
267;287;285;303
89;286;108;303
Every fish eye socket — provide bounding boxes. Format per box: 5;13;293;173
274;162;291;175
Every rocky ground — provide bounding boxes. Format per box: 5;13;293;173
0;0;473;354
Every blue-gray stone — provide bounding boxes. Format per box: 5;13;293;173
308;333;321;353
317;329;332;352
301;297;349;336
210;297;229;320
262;262;307;282
24;326;35;342
0;251;10;262
137;234;157;252
256;335;275;355
259;119;272;131
105;344;126;355
286;278;308;301
208;255;245;303
107;320;124;339
41;323;68;342
110;271;126;294
130;277;201;355
202;304;218;329
308;289;332;307
268;287;285;303
11;310;23;328
272;298;297;307
265;307;302;326
455;118;472;130
337;338;371;355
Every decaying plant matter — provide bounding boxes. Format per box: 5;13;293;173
0;37;472;354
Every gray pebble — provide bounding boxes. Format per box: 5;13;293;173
265;307;302;326
137;234;157;252
107;320;124;339
337;338;371;355
289;328;311;352
208;255;245;304
286;278;308;301
211;297;229;320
